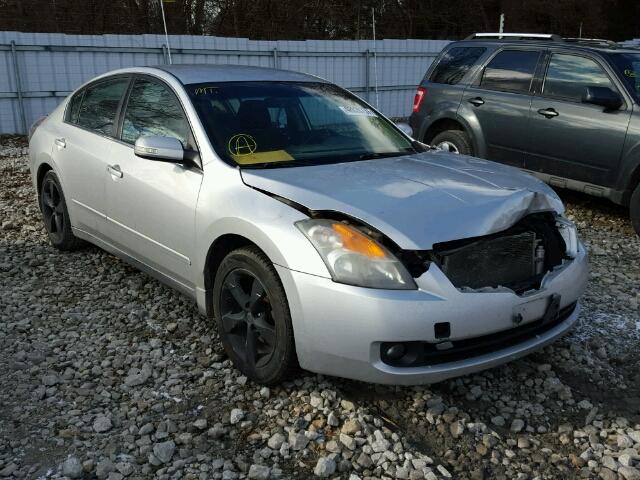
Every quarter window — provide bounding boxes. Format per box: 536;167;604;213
121;79;190;147
76;78;129;135
65;91;84;124
480;50;540;93
543;53;616;101
429;47;486;85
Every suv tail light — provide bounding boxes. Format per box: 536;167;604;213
412;87;427;113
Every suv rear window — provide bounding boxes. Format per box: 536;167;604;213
480;50;540;93
429;47;486;85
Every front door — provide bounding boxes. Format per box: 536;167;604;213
105;76;203;289
459;49;542;167
525;52;631;186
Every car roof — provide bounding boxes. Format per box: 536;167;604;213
153;64;327;84
452;39;639;55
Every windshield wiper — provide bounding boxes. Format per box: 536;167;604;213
358;151;413;160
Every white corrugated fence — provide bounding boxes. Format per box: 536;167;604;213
0;31;450;134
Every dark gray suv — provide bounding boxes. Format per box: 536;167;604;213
409;33;640;235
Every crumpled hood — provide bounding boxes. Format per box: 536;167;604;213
241;151;565;250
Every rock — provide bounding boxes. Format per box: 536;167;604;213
93;416;112;433
314;457;337;478
619;434;635;449
491;416;505;427
230;408;245;424
327;411;339;427
600;468;618;480
96;459;115;479
450;421;464;438
124;365;151;386
247;464;270;480
289;430;310;451
340;433;356;450
341;419;361;435
510;419;525;433
62;456;83;478
153;440;176;464
268;432;286;450
42;374;58;386
0;464;17;477
193;418;207;430
619;466;640;480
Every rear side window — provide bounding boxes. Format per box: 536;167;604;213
429;47;486;85
65;91;84;124
480;50;540;93
121;78;191;147
76;78;129;136
543;54;616;101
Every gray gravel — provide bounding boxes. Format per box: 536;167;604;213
1;135;639;479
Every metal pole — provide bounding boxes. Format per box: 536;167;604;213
498;13;505;37
579;22;583;39
159;0;172;64
10;41;27;135
364;49;371;102
372;8;379;109
272;48;278;69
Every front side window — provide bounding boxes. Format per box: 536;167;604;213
65;91;84;124
543;54;616;101
429;47;486;85
480;50;540;93
609;52;640;100
187;81;414;168
76;78;129;135
121;79;191;147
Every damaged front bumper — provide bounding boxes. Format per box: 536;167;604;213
276;242;587;385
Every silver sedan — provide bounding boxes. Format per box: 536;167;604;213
29;65;588;385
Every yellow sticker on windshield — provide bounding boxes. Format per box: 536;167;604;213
624;69;636;78
232;150;294;165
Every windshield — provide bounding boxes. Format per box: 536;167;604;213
186;81;414;168
610;53;640;100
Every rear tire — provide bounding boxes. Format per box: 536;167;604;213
431;130;473;155
213;246;297;385
630;183;640;236
39;171;84;251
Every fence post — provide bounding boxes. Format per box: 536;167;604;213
272;48;278;69
10;41;28;135
161;44;169;64
364;49;371;102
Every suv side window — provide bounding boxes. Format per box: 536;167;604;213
480;50;540;93
121;78;190;147
429;47;486;85
543;53;617;101
76;78;129;136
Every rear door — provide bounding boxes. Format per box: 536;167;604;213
52;76;130;235
105;76;203;289
525;51;631;187
459;48;543;167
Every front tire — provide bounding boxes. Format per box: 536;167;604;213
39;170;83;250
431;130;473;155
630;183;640;236
213;246;297;385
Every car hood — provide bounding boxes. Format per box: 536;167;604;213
241;151;565;250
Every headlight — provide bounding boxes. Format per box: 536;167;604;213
296;219;417;290
556;217;579;258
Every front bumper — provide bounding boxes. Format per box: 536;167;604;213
276;243;587;385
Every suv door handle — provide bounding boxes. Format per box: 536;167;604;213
54;137;66;148
468;97;485;106
107;164;123;179
537;108;559;118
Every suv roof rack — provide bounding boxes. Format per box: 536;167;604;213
466;33;563;41
563;37;619;48
466;33;620;48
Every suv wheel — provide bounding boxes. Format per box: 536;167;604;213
40;170;84;250
630;183;640;236
213;246;297;385
431;130;473;155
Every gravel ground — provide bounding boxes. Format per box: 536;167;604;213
1;134;639;480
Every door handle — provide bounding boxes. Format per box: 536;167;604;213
537;108;559;118
107;164;123;179
54;137;66;148
468;97;485;106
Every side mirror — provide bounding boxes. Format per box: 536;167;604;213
582;86;622;110
134;136;184;162
395;122;414;138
